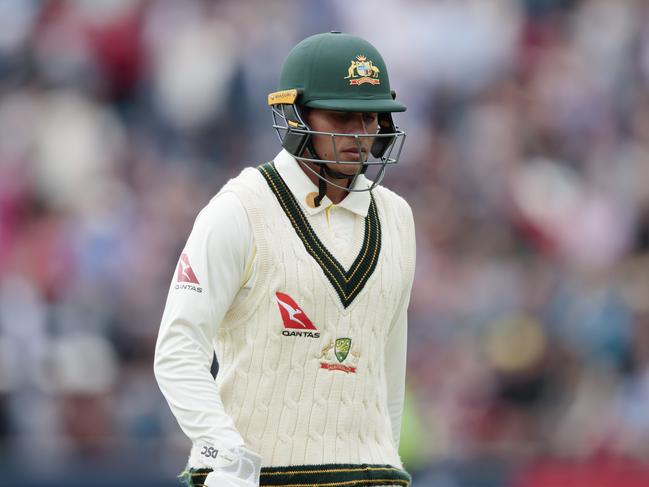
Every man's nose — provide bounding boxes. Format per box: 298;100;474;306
348;114;369;134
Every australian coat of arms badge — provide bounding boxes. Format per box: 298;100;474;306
319;338;361;373
344;55;381;86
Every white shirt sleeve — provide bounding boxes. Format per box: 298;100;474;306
384;208;416;450
384;287;411;450
154;191;254;468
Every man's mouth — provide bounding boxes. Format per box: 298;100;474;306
339;148;367;160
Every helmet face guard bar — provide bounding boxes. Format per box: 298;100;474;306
270;103;406;192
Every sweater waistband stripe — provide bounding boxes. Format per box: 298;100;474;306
182;463;411;487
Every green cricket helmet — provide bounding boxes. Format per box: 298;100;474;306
268;32;407;196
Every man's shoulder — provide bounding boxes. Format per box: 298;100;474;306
212;164;271;200
372;184;412;216
201;163;279;221
225;165;267;189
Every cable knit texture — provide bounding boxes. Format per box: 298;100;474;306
212;167;415;471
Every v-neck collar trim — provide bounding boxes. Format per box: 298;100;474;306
258;161;381;309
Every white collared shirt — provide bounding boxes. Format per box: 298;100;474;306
154;150;407;467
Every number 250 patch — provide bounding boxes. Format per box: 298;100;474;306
201;446;218;459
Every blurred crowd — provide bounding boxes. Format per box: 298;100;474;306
1;0;649;486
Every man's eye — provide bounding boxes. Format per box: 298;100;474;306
363;114;377;123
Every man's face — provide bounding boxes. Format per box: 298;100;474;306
304;109;379;176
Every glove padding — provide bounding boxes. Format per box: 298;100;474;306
204;446;262;487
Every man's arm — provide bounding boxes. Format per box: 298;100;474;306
154;192;254;468
384;201;416;449
384;281;413;449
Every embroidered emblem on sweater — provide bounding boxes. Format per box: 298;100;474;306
276;292;320;338
335;337;352;362
258;162;382;308
319;338;360;373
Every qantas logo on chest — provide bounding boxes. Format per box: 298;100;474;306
275;292;320;338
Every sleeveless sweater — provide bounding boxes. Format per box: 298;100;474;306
211;163;415;486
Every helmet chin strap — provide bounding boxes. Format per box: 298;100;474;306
313;165;328;208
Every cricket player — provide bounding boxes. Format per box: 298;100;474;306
154;32;416;487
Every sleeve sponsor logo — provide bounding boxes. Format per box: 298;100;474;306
177;254;200;283
175;253;203;293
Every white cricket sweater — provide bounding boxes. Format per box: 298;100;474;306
155;151;416;479
213;161;415;468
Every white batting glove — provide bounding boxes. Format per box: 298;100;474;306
203;446;262;487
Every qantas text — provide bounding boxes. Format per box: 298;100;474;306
282;330;320;338
175;284;203;293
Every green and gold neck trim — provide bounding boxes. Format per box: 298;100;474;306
258;162;381;309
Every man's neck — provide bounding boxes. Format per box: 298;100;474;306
300;160;351;205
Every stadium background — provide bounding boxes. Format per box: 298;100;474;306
1;0;649;486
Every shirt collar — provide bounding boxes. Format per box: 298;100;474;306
272;149;371;217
